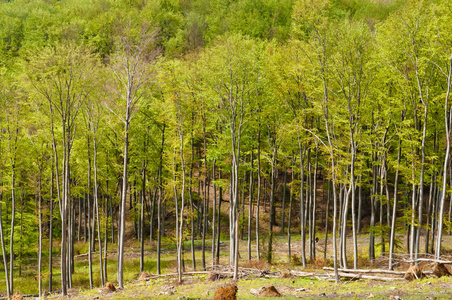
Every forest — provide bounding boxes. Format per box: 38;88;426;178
0;0;451;298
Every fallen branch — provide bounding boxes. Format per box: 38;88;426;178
290;270;328;278
403;258;452;264
137;271;212;281
323;267;405;275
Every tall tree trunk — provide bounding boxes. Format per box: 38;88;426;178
212;159;217;266
0;173;10;298
256;129;261;260
93;138;104;286
202;116;207;271
49;168;53;293
435;56;452;259
389;137;402;270
288;160;295;262
369;155;377;261
267;142;277;263
324;179;331;260
281;168;287;234
298;141;307;267
189;126;196;271
248;152;253;261
140;163;146;273
157;123;165;275
216;169;222;264
357;176;362;233
78;198;81;241
177;123;187;283
104;197;108;282
38;168;43;298
312;157;318;261
9;162;16;294
87;143;93;289
118;117;130;289
425;170;436;253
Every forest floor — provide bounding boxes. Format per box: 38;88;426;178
8;186;452;299
30;232;452;300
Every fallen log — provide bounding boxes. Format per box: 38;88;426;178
323;267;404;275
335;272;405;282
137;271;212;281
323;267;433;275
289;270;328;278
403;258;452;264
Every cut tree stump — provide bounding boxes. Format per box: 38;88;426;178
432;262;452;277
259;285;282;297
105;282;116;292
213;284;238;300
404;265;425;281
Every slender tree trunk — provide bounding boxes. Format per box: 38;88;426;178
350;143;357;269
38;168;43;298
389;138;402;270
369;156;377;261
216;169;222;264
177;123;187;283
288;160;295;262
357;176;362;233
435;57;452;259
212;159;217;266
324;179;331;260
78;198;81;241
9;164;16;294
189;127;196;271
104;197;108;282
140;163;146;273
380;154;386;257
0;173;10;298
256;129;261;260
49;168;53;293
157;123;165;275
202;117;207;271
87;144;93;289
93;138;104;286
281;168;287;234
425;170;435;253
19;186;24;278
312;157;318;261
298;140;307;267
267;143;277;263
248;152;253;261
118;117;130;289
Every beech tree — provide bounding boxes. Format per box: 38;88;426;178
106;22;158;289
199;34;263;279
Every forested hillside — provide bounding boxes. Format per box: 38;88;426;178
0;0;451;297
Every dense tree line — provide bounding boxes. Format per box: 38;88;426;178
0;0;451;296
